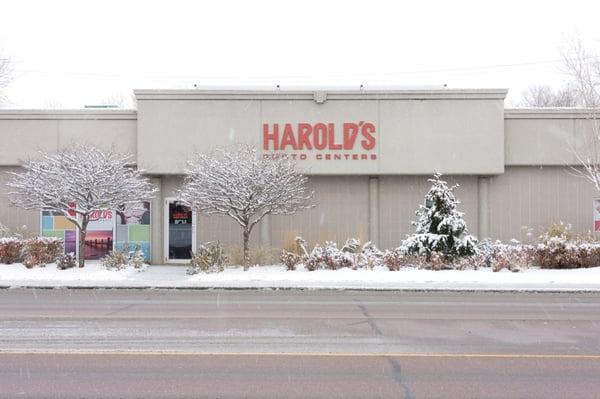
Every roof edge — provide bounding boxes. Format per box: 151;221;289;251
134;88;509;101
505;108;600;119
0;109;137;120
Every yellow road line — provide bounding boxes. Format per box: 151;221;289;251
1;350;599;359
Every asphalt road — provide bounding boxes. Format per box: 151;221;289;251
0;289;599;398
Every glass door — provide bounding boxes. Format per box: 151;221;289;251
164;199;195;262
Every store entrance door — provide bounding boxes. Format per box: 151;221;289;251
164;199;195;262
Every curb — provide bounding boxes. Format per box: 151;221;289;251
2;285;600;293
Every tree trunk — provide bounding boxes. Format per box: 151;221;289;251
78;218;88;268
242;228;250;271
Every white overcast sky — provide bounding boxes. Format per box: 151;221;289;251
1;0;599;108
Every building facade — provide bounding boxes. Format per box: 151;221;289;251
0;88;596;264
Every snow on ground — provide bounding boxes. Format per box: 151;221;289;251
2;263;600;291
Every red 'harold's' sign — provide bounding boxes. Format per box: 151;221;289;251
263;122;377;161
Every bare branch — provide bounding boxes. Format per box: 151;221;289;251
561;36;600;193
178;144;314;266
5;144;157;266
0;53;12;104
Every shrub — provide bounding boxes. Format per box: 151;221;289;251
472;240;533;272
280;250;301;271
102;244;149;271
382;247;408;271
127;246;147;271
101;247;130;271
541;221;573;241
299;238;384;271
341;238;361;253
187;241;228;275
0;223;11;238
530;223;600;269
0;237;24;264
57;252;77;270
534;239;600;269
323;241;354;270
23;237;63;268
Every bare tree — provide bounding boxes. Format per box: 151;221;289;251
520;84;580;107
178;144;314;268
0;53;12;104
561;37;600;191
6;144;157;267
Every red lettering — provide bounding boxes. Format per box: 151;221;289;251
343;123;359;149
297;123;313;150
328;123;342;150
280;124;298;150
361;122;376;150
263;123;279;150
314;123;327;150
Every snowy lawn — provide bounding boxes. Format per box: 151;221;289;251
1;263;600;291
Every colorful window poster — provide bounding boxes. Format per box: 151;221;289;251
85;210;115;260
41;211;77;254
115;202;151;261
594;199;600;232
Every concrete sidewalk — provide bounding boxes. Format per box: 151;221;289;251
2;263;600;291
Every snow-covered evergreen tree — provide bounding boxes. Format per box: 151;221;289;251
404;173;477;260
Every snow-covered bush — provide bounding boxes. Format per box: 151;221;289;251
381;247;408;271
23;237;63;268
341;238;360;253
102;244;148;271
523;222;600;269
0;237;24;264
127;246;147;271
535;238;600;269
323;241;354;269
404;173;477;261
280;250;301;271
57;252;77;270
187;241;227;275
300;238;383;271
470;240;532;272
102;248;130;271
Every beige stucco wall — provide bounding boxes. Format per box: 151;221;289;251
0;166;40;236
504;109;596;166
0;110;137;166
136;89;507;175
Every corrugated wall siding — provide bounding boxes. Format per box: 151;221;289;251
269;176;370;253
488;166;595;242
